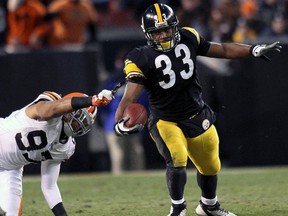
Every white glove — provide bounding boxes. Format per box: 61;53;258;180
114;117;144;136
92;89;114;106
251;41;282;61
97;89;114;101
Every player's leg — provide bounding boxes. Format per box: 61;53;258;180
187;125;237;216
187;124;220;197
149;119;187;216
0;168;23;216
105;132;124;174
125;134;145;171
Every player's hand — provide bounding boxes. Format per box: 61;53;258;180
251;41;282;61
92;90;114;106
114;117;144;136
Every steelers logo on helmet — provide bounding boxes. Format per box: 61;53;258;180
141;3;180;52
153;13;167;28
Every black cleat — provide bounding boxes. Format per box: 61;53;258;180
167;201;187;216
195;200;237;216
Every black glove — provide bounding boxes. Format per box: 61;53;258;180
250;41;282;61
114;117;144;136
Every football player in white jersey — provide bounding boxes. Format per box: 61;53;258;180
0;89;113;216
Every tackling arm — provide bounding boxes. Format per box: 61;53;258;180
26;89;113;121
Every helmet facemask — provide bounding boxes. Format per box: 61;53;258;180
62;108;96;137
61;92;97;138
145;25;180;52
141;3;180;52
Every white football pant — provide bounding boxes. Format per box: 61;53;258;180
0;168;23;216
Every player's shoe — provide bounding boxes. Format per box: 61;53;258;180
167;201;187;216
195;200;237;216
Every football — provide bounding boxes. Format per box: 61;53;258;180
123;103;148;128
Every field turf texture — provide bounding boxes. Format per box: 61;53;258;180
22;166;288;216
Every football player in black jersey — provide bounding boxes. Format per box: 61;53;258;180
114;3;281;216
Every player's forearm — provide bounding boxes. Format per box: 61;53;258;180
36;90;113;120
207;42;251;59
46;96;96;118
115;82;143;121
222;43;251;58
35;99;73;120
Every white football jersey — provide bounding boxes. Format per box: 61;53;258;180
0;94;76;170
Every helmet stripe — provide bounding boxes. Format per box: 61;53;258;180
154;3;163;23
43;91;61;101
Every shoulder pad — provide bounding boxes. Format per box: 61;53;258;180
33;91;62;103
182;27;200;45
124;48;147;79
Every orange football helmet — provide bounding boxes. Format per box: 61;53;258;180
62;92;97;137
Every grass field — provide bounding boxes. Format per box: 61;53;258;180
22;166;288;216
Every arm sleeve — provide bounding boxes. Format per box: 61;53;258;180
181;27;211;56
124;48;147;85
41;160;63;209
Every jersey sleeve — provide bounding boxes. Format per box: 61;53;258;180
197;36;211;56
181;27;211;56
123;48;147;85
49;138;76;160
41;160;62;209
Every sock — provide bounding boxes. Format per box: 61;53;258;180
201;196;217;206
166;166;187;200
171;198;185;205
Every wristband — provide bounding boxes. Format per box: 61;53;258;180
52;202;68;216
71;96;93;110
249;45;256;56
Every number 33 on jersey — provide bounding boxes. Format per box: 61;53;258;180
123;27;211;121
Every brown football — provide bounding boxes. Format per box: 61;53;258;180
123;103;148;128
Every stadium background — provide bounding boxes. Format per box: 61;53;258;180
0;33;287;173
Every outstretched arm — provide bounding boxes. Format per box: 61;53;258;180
26;89;113;121
206;42;251;59
206;41;281;60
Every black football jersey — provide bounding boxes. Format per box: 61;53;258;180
124;27;211;122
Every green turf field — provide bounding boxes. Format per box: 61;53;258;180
22;166;288;216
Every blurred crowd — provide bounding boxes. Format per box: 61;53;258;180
0;0;287;53
175;0;288;43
